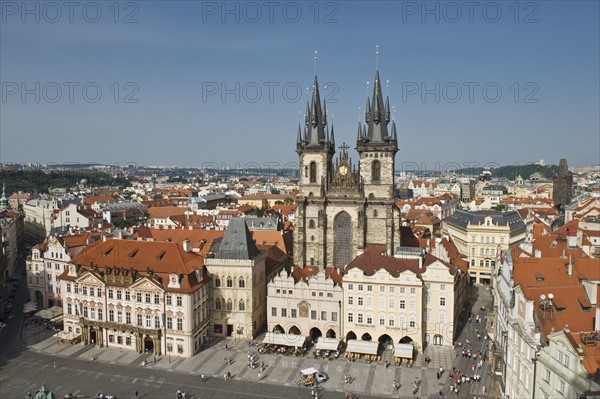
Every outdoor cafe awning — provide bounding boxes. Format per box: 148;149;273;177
394;343;414;358
346;339;379;355
315;337;340;351
300;367;319;376
35;306;63;320
262;332;306;348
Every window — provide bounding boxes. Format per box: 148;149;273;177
177;318;183;330
155;316;160;328
311;310;317;320
409;300;415;311
358;297;363;306
83;306;88;318
357;313;363;323
389;298;395;308
399;300;405;309
409;319;416;328
67;283;71;293
309;162;317;183
90;309;96;320
367;285;372;292
379;286;385;293
366;314;372;324
238;277;245;288
366;297;372;307
117;311;123;323
98;309;103;320
154;294;160;304
371;160;381;181
67;304;72;314
215;298;222;310
426;295;431;305
226;299;232;311
214;277;221;287
177;344;183;354
347;313;353;323
176;296;182;306
145;293;151;303
291;309;297;318
125;291;130;300
358;284;363;291
558;379;565;393
389;286;395;293
331;312;337;322
272;307;277;317
166;317;173;329
239;300;245;311
348;283;353;290
136;292;142;302
226;277;233;288
126;312;131;324
439;313;446;324
544;368;551;382
83;287;87;295
116;290;122;300
97;288;102;297
388;315;395;327
348;296;354;305
137;314;142;326
166;295;172;305
108;288;113;299
400;287;405;294
440;284;445;291
379;314;385;325
281;308;287;317
410;287;415;294
440;297;446;306
109;310;114;322
126;337;131;346
146;315;151;328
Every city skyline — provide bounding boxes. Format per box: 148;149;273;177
1;1;599;167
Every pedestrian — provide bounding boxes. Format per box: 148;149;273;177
225;343;228;350
201;373;205;382
224;372;227;381
53;362;56;369
134;391;138;399
153;355;156;363
258;371;261;380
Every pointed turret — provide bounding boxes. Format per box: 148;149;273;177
304;75;327;147
356;122;362;141
385;96;390;123
296;124;303;148
391;120;397;140
365;98;371;123
330;124;335;147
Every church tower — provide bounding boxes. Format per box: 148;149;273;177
294;54;401;270
552;157;573;208
356;69;398;251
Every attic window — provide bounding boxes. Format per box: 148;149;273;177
156;250;166;261
128;249;138;259
102;247;113;256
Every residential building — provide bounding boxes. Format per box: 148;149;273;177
204;218;268;339
267;266;343;340
445;210;526;284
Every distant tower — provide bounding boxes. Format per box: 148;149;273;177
0;184;7;209
552;158;573;208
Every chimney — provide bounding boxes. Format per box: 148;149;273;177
567;255;573;277
183;239;191;253
102;235;107;242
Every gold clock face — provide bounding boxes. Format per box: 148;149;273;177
339;165;348;175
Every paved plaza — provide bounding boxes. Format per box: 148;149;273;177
1;268;495;399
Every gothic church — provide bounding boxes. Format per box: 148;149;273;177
293;68;402;269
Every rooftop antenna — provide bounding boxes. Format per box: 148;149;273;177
314;50;318;76
386;79;390;98
376;44;379;70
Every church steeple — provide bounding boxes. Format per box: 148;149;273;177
0;184;7;209
304;75;327;147
363;70;392;144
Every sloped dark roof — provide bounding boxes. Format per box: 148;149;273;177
212;217;260;260
446;210;525;231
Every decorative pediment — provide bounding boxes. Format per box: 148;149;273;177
130;277;162;291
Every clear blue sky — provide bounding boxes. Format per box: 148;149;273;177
1;1;599;170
